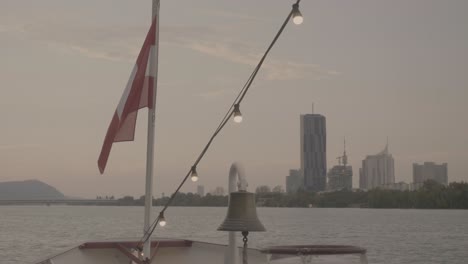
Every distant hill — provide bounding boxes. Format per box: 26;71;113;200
0;179;65;200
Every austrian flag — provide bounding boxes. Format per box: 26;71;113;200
98;17;158;174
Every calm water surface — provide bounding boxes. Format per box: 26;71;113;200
1;206;467;264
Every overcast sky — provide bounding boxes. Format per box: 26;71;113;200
1;0;467;198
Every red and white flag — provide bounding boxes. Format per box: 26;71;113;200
98;17;158;174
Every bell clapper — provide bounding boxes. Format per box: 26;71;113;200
242;231;249;264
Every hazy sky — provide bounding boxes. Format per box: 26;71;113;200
1;0;467;198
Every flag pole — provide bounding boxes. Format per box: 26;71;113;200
143;0;160;258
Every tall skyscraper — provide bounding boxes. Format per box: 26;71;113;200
300;113;327;192
359;142;395;190
327;139;353;191
413;162;448;187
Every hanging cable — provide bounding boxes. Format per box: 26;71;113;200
135;0;302;251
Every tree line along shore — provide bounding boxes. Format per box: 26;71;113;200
107;180;468;209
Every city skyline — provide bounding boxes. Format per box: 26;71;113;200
1;0;467;198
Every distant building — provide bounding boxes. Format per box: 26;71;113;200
359;142;395;190
328;166;352;191
300;113;327;192
197;185;205;197
382;181;410;191
413;162;448;187
286;169;302;193
327;139;352;191
211;186;225;196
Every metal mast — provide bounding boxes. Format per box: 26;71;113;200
143;0;160;258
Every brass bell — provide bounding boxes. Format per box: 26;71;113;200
218;191;266;232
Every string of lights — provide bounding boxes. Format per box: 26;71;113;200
135;0;303;257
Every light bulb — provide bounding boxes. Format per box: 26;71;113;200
233;115;243;123
191;166;199;182
159;213;167;227
292;4;303;25
233;104;243;123
293;15;303;25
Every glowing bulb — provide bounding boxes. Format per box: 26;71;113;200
234;115;243;123
191;166;199;182
292;4;303;25
233;104;243;123
159;213;167;227
293;15;303;25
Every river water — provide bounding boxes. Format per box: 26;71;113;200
1;206;467;264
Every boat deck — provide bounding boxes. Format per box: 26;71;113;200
35;238;267;264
